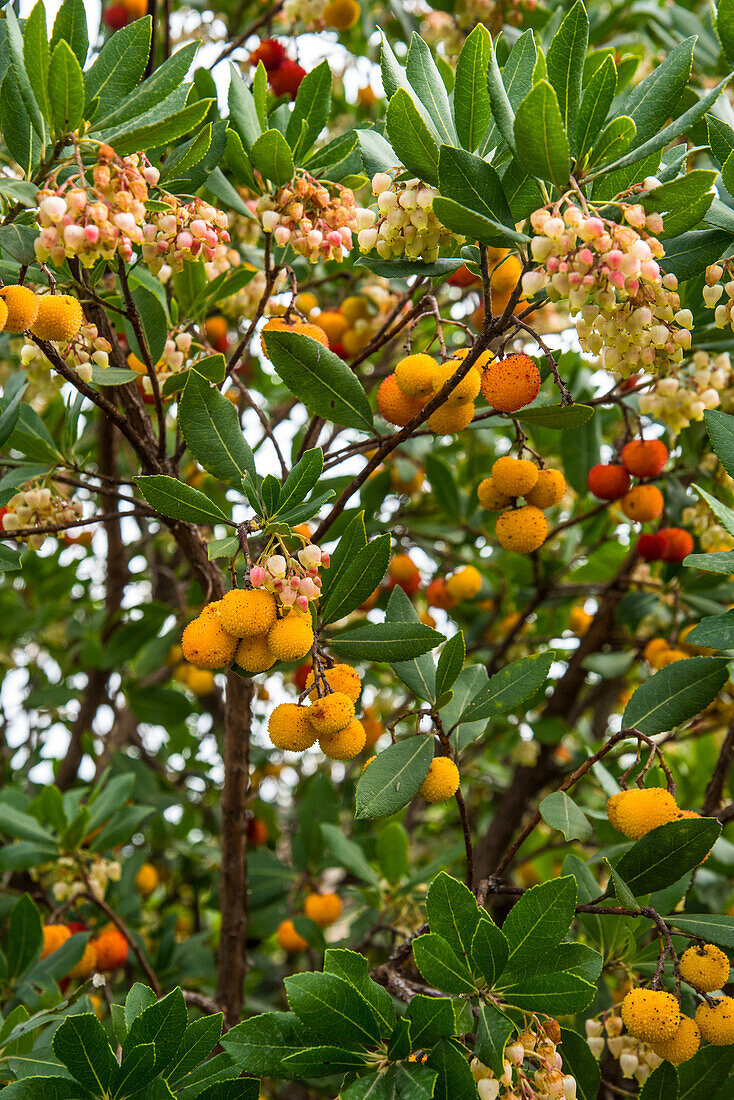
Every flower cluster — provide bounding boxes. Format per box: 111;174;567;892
128;330;194;395
1;485;83;549
357;173;456;263
586;1016;661;1086
254;174;362;263
704;262;734;331
143;197;231;277
471;1017;577;1099
42;855;122;903
250;543;330;611
523;202;690;376
639;350;731;434
682;494;734;552
21;322;112;384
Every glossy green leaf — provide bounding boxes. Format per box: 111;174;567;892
355;736;433;820
622;656;729;734
514;80;570;189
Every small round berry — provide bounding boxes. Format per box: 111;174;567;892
695;997;734;1045
569;605;593;635
248;38;287;71
480;353;540;412
525;469;566;509
182;604;238;669
606;787;678;840
268;703;317;751
448;346;494;373
446;565;482;601
319;717;367;759
426;577;458;610
651;1015;701;1064
135;863;159;896
587;464;631;501
186;667;216;695
92;928;128;970
235;635;276;674
42;924;71;958
277;919;308;952
267;612;315;662
637;533;667;561
426;401;475;433
658;528;694;563
491;457;540;498
431;362;481;406
0;285;39;332
219;588;277;638
621;988;681;1043
377;374;425;427
419;757;460;802
394;353;439;398
67;942;98;980
316;310;348;345
323;0;361;30
622;439;668;478
305;663;361;702
495;506;548;553
621;485;664;523
680;944;730;992
262;316;329;351
389;553;421;595
31;295;84;341
477;477;511;511
308;691;355;736
304;892;343;926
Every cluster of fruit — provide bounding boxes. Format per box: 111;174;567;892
636;526;694;563
643;636;694;669
588;439;667;524
280;0;361;31
704;261;734;331
294;283;400;358
639;350;731;435
621;975;734;1066
248;39;306;100
167;644;216;696
42;923;129;978
585;1015;663;1084
255;173;364;263
523;202;690;376
477;455;567;555
357;173;455;264
21;320;111;384
606;786;709;843
276;891;343;953
471;1018;577;1099
424;564;483;610
1;484;84;550
268;662;366;760
378;349;485;433
0;285;83;342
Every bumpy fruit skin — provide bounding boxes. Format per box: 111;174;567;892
267;612;314;661
135;863;159;896
637;533;667;561
262;317;329;349
492;457;539;497
377;374;425;427
323;0;361;29
31;295;84;341
395;353;439;398
658;528;694;563
319;717;366;759
0;285;39;332
477;477;511;511
622;485;664;523
235;635;276;673
480;353;540;412
622;439;668;478
526;469;566;509
606;787;678;840
680;944;730;992
495;506;548;553
268;703;317;751
277;919;308;952
182;605;238;669
67;942;98;980
0;299;7;330
219;589;277;638
426;402;474;433
308;691;355;736
432;362;482;406
621;988;681;1043
93;928;128;970
652;1016;701;1064
42;924;71;958
587;464;631;501
695;997;734;1044
304;892;343;926
446;565;482;601
306;663;361;702
419;757;460;802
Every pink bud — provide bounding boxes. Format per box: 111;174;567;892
250;565;266;586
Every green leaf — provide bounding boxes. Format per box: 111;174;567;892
706;409;734;478
261;329;373;432
221;1013;305;1078
406;33;457;147
23;2;51;126
661;229;734;282
134;475;230;526
282;1046;369;1077
685;612;734;650
0;1079;92;1099
94;42;198;131
386;88;440;186
321;534;390;625
331;621;444;663
426;872;488;976
625;37;695;149
84;18;150;114
179;371;256;488
453;24;492;152
664;913;734;949
125;983;157;1029
274;448;323;517
435;633;465;698
355;737;434;820
412;933;477;994
0;802;56;844
286;59;332;162
622;656;730;734
385;583;437;701
285;971;381;1046
474;1004;514;1079
458;651;555;724
577;54;617;160
546;0;589;149
426;1038;478;1100
123;989;187;1076
499;955;597;1014
603;857;640;911
559;1028;601;1100
437;145;517;233
587;115;636;168
540;792;592;842
502;876;577;969
53;1014;117;1096
639;1061;678;1100
432;197;527;247
5;6;45;143
89;366;139;386
405;996;461;1048
677;1046;734;1100
685;550;734;574
515;403;593;430
227;64;261;152
470;918;509;989
112;1043;158;1098
614;817;721;896
109;99;213;156
486;36;516;153
50;0;88;66
643;169;717;238
321;511;367;601
320;822;381;886
249;128;295;186
376;822;409;885
323;949;395;1038
8;894;42;977
514;80;570;189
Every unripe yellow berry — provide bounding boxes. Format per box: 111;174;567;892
606;787;678;841
182;604;238;669
219;588;277;638
31;295;84;341
477;477;511;511
0;299;7;331
267;611;314;662
186;667;216;694
305;663;361;702
492;456;539;497
695;997;734;1045
651;1015;701;1064
419;757;460;802
525;469;566;509
277;919;308;952
67;942;98;980
395;353;439;398
319;717;366;760
449;346;494;374
431;362;481;406
426;401;475;433
304;892;342;926
621;988;681;1043
235;635;276;674
309;691;355;736
680;944;730;992
268;703;317;751
569;605;593;635
0;285;39;332
135;863;159;896
495;506;548;553
446;565;482;601
42;924;71;958
323;0;361;29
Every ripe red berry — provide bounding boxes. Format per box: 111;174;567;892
249;38;287;72
103;3;130;28
621;439;668;478
658;527;694;563
269;59;306;99
587;464;631;501
637;533;667;561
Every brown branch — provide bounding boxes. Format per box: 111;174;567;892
703;712;734;815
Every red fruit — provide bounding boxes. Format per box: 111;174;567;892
247;818;268;845
587;464;631;501
637;533;667;561
658;527;694;563
249;38;287;72
103;3;130;28
66;921;87;934
269;60;306;99
330;342;347;359
621;439;668;479
294;662;310;692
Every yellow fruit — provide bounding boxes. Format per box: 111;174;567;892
267;612;315;662
0;285;39;332
67;942;98;980
341;296;369;325
277;919;308;952
31;295;84;341
659;648;688;666
491;456;539;498
449;346;494;374
235;635;276;674
431;362;481;406
426;402;475;433
394;353;439;398
0;299;7;330
295;291;319;316
305;663;361;702
268;703;317;751
495;506;548;553
262;316;329;349
644;638;670;668
342;326;370;355
621;485;664;523
317;310;349;344
219;589;277;638
446;565;482;601
606;787;678;841
419;757;460;802
652;1015;701;1064
680;944;730;992
42;924;71;958
309;691;355;736
187;667;216;694
304;892;342;926
166;644;183;666
695;997;734;1044
621;988;681;1043
323;0;361;29
569;606;593;635
319;717;367;759
182;604;237;669
477;478;511;511
135;863;159;896
525;469;566;509
377;374;426;427
480;353;541;412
